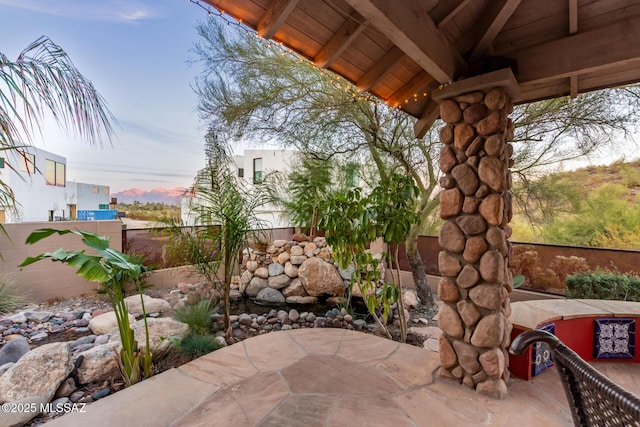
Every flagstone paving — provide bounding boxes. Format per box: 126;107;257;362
46;328;640;426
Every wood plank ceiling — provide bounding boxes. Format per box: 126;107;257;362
201;0;640;137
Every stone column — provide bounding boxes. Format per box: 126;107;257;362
431;70;519;399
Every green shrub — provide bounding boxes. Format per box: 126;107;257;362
173;298;218;335
566;271;640;301
176;332;221;358
0;278;26;314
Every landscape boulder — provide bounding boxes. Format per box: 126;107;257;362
0;342;73;403
298;257;345;297
89;311;136;335
124;294;172;317
76;341;120;384
109;318;188;357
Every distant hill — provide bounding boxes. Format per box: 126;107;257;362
111;187;187;205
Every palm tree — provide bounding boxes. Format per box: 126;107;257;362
0;36;116;209
182;128;270;342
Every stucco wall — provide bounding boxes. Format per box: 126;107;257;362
0;220;122;302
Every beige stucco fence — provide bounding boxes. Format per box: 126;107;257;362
0;221;203;303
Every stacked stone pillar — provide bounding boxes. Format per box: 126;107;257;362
432;70;518;399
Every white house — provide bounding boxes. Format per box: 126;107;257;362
0;146;111;223
181;149;300;227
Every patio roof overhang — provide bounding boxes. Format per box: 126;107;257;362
200;0;640;137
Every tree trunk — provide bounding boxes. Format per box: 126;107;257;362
406;237;434;307
224;224;233;343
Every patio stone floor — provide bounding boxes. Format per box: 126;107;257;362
46;328;640;426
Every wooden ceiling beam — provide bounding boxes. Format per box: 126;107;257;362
514;14;640;85
469;0;522;62
356;46;404;92
568;0;578;97
434;0;474;29
257;0;301;39
414;99;440;139
569;0;578;34
386;70;433;108
314;11;365;68
344;0;458;83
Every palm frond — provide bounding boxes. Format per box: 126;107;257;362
0;36;117;209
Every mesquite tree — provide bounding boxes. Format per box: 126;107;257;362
193;19;639;307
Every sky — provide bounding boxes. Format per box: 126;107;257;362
0;0;226;193
2;1;638;194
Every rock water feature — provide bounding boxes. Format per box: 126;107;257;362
0;235;432;424
238;236;351;306
432;71;518;398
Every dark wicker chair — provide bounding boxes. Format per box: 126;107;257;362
510;330;640;427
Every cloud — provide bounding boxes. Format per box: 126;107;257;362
0;0;159;23
119;119;192;145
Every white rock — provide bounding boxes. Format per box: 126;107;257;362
273;239;288;248
284;262;298;278
254;267;269;279
403;289;421;309
303;243;317;257
89;311;136;335
240;270;253;293
7;312;27;323
24;311;52;322
109;317;188;357
124;294;172;317
277;251;290;264
246;260;259;273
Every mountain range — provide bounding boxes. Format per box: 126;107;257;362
111;187;187;205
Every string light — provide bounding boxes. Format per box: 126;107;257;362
186;0;430;109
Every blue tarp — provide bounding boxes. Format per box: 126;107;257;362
77;210;118;221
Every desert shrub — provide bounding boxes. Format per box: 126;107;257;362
549;256;590;285
0;276;26;314
511;246;540;287
619;160;640;188
512;248;590;291
175;332;221;358
542;184;640;249
173;298;218;335
566;271;640;301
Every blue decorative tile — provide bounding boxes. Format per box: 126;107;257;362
594;318;636;359
532;323;555;376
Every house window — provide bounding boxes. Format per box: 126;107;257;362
103;187;109;195
346;163;359;187
19;153;35;173
98;204;109;210
238;168;244;178
45;159;66;187
253;158;263;184
92;186;99;193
